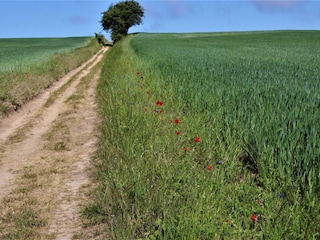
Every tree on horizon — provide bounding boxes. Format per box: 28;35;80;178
100;0;144;43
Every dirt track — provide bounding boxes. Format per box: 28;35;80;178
0;47;108;239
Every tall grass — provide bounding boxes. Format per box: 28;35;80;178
89;31;320;239
0;37;101;116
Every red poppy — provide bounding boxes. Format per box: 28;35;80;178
207;165;213;171
156;100;163;106
183;147;188;152
174;118;180;124
176;131;181;135
194;136;201;142
137;71;141;75
251;214;258;223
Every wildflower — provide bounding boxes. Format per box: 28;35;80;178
174;118;180;124
183;146;188;152
224;219;230;223
137;71;141;75
278;193;284;198
217;161;222;165
145;108;148;112
156;100;163;106
251;214;258;223
176;131;181;135
147;91;150;95
194;136;201;142
207;165;213;171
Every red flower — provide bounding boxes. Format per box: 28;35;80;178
183;146;188;152
174;118;180;124
194;136;201;142
176;131;181;135
207;165;213;171
251;214;258;223
147;91;150;95
137;71;141;75
156;100;163;106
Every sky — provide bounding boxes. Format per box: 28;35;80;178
0;0;320;39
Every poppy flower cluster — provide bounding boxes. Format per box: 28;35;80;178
155;109;163;113
136;71;203;167
137;71;144;78
154;101;164;113
251;214;258;223
156;100;163;106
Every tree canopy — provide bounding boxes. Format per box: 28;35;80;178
100;0;144;43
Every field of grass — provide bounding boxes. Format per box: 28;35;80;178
0;37;100;116
87;31;320;239
0;37;92;72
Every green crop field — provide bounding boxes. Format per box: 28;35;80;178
0;37;92;72
89;30;320;239
0;37;100;115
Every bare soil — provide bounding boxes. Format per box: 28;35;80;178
0;47;109;239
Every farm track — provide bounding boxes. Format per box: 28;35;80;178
0;47;108;239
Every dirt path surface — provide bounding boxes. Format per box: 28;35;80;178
0;47;108;239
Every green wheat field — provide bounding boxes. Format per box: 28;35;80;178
89;30;320;239
0;37;92;72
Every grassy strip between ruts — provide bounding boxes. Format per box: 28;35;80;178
0;38;101;116
84;32;320;239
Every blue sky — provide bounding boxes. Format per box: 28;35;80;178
0;0;319;39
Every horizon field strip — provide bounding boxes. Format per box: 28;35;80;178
0;37;92;72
